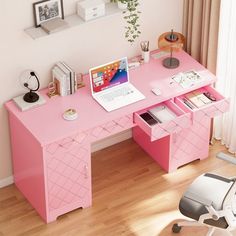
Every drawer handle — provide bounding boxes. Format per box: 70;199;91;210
93;13;97;17
84;165;88;179
92;7;98;11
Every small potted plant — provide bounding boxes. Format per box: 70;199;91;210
111;0;141;43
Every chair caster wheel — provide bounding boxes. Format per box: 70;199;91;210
172;223;182;233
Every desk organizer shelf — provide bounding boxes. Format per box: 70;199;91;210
25;3;121;39
134;100;191;141
174;86;230;122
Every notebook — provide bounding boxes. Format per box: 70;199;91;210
185;91;212;108
89;57;145;112
40;18;69;34
148;105;177;123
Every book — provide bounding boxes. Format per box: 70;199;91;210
172;70;205;89
56;62;71;95
52;66;68;96
148;105;177;123
61;62;74;94
185;92;212;108
40;18;69;34
63;62;77;92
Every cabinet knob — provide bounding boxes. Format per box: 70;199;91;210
84;165;88;179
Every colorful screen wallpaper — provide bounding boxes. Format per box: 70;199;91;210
91;58;128;93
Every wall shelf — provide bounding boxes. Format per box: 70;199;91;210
25;3;122;40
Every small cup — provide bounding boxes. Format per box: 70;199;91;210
142;50;150;63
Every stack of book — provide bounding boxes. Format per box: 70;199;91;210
41;18;69;34
52;62;77;97
183;91;213;109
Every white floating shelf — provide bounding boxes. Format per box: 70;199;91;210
25;3;122;40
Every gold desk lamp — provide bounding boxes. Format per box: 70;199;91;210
158;29;185;69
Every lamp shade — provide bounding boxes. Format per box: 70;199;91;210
158;30;185;69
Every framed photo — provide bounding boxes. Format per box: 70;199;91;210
33;0;64;27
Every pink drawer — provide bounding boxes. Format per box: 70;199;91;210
89;114;134;142
174;86;230;122
134;100;191;141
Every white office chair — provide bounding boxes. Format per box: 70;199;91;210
172;153;236;236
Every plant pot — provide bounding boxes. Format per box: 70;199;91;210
118;1;127;10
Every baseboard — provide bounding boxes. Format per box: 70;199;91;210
0;175;14;188
91;129;132;153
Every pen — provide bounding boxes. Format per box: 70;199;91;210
183;98;195;109
140;41;149;52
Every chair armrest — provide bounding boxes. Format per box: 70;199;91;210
185;191;213;206
185;191;221;220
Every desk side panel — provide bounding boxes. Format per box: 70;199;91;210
133;126;171;172
8;112;47;221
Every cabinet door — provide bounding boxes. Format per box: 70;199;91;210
170;118;211;171
44;137;91;212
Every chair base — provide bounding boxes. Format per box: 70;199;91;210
173;220;233;236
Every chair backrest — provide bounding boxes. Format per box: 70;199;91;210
188;173;235;211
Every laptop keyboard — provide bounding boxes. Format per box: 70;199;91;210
100;87;134;102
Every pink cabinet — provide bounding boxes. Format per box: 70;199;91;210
6;109;135;223
133;86;229;172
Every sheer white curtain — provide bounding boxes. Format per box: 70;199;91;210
214;0;236;153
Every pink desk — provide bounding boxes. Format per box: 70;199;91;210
5;51;229;223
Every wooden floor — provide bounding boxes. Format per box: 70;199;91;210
1;139;236;236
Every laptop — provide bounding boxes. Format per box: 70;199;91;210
89;57;145;112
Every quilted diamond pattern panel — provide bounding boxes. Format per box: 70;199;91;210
45;141;91;211
170;117;211;171
89;114;134;142
134;111;191;142
194;99;230;122
151;114;191;141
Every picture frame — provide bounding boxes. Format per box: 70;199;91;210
33;0;64;27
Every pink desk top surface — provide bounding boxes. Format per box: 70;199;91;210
5;51;217;146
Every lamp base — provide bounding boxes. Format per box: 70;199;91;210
23;92;39;103
163;57;179;69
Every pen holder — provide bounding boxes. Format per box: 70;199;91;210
142;50;150;63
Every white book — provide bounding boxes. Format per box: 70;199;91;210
56;62;71;95
61;62;75;94
148;105;177;123
64;62;77;93
52;66;67;96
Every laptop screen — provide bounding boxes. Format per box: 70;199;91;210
90;58;129;94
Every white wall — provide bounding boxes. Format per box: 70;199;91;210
0;0;183;184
